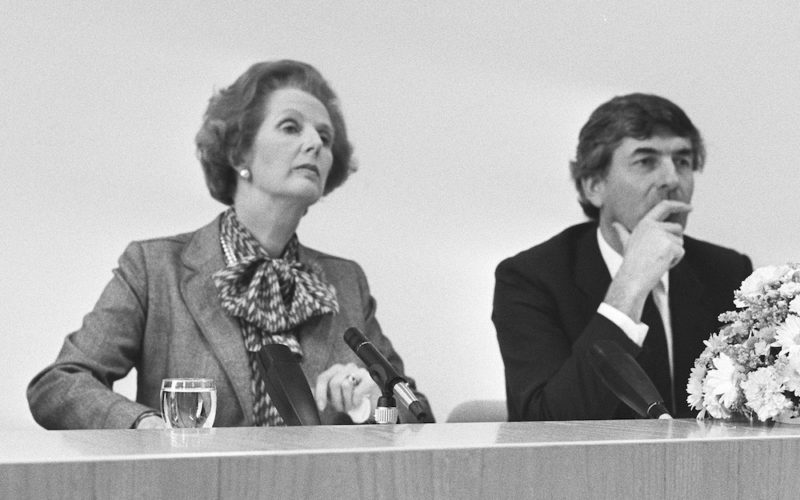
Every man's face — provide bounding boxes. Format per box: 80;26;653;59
586;131;696;232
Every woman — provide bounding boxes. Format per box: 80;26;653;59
27;60;433;428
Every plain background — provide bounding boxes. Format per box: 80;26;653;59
2;1;798;429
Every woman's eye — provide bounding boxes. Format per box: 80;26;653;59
319;133;332;146
280;121;299;134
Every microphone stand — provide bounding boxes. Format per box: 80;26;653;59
372;394;398;425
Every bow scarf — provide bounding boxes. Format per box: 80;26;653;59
215;252;340;339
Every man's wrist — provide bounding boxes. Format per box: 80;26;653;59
597;302;649;346
604;277;649;322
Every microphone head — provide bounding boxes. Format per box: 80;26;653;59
344;327;367;350
343;327;402;398
588;340;671;419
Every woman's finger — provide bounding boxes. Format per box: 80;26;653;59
314;363;344;411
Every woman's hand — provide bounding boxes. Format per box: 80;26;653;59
135;414;166;429
314;362;380;422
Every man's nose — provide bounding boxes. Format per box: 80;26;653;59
659;157;680;188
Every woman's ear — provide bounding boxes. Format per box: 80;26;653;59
581;175;605;209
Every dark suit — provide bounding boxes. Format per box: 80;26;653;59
28;214;433;429
492;222;751;421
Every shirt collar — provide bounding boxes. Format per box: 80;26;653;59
596;227;669;294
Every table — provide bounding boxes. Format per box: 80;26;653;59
2;419;797;499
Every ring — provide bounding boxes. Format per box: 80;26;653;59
346;374;359;385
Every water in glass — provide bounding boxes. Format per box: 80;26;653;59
160;378;217;428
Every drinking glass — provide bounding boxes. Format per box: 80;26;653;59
160;378;217;429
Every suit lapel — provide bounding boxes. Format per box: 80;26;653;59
296;245;339;382
180;216;253;424
574;224;612;310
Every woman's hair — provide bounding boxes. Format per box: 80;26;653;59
195;60;354;205
569;93;705;219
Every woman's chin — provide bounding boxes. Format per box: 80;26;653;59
249;180;324;208
290;184;324;206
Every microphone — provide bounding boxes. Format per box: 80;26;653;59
343;327;428;423
254;344;322;426
587;339;672;419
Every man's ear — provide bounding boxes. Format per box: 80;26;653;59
581;175;605;209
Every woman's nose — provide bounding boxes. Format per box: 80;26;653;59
303;129;323;155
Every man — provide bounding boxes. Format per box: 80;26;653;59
492;94;752;420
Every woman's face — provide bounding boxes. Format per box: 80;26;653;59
243;87;334;206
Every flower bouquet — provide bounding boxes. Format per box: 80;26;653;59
687;264;800;422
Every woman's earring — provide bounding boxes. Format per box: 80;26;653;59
238;168;252;181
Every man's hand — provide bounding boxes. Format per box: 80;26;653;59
604;200;691;322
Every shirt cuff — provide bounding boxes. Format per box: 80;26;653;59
597;302;649;346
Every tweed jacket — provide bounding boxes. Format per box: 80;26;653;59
28;215;432;428
493;221;752;421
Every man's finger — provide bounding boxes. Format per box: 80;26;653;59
661;221;686;237
644;200;692;222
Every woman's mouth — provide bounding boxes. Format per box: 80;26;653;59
294;164;320;177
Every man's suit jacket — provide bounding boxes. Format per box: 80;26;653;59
28;215;432;429
492;222;752;421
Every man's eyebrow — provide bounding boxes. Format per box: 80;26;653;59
630;146;694;156
630;146;660;156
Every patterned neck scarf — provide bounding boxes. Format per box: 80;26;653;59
212;209;338;426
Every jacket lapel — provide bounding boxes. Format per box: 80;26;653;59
179;215;253;424
574;224;612;310
295;245;339;382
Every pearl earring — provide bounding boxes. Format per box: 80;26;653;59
238;168;251;181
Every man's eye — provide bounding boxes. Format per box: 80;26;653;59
675;157;693;170
636;157;656;167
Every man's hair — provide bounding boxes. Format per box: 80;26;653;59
569;93;705;219
195;60;354;205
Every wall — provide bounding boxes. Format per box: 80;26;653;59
2;1;798;428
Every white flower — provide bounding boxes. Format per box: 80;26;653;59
703;332;728;354
754;340;771;357
741;366;792;421
686;364;707;410
774;315;800;355
703;353;740;408
790;297;800;315
739;265;790;298
782;352;800;396
754;325;777;344
702;390;731;419
778;282;800;298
